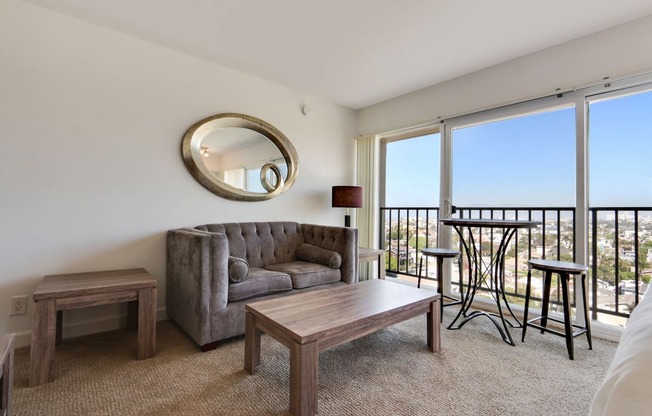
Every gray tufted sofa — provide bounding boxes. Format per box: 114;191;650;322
166;221;358;350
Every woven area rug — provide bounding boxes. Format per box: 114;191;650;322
12;309;616;415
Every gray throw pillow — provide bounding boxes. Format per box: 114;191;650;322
295;243;342;269
228;256;250;283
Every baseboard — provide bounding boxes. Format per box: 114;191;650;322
10;329;33;350
12;307;168;349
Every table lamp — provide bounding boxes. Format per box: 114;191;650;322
332;186;362;227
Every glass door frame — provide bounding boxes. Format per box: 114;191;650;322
439;94;584;302
378;72;652;315
438;75;652;323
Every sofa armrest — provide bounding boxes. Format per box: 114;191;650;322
301;223;358;284
166;228;229;346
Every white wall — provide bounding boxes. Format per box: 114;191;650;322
357;14;652;135
0;0;357;347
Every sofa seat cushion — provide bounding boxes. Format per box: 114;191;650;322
266;261;341;289
228;268;292;302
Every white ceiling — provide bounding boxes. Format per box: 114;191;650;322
24;0;652;109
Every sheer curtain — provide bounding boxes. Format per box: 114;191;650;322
356;135;380;280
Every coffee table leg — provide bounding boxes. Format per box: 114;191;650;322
290;340;318;416
427;298;441;353
244;311;260;374
137;287;156;360
29;299;56;386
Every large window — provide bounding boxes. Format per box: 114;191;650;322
452;107;575;207
589;89;652;207
385;132;440;207
587;88;652;322
378;75;652;330
382;132;440;278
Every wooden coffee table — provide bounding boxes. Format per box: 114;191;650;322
29;268;157;386
244;279;441;416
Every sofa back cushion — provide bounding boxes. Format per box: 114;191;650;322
195;222;303;268
296;243;342;269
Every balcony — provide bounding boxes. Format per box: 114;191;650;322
380;206;652;327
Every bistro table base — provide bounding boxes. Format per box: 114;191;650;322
441;218;540;346
450;310;521;345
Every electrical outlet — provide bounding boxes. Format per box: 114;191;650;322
9;295;27;315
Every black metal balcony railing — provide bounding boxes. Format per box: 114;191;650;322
589;208;652;319
380;206;652;323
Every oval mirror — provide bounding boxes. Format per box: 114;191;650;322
182;113;299;201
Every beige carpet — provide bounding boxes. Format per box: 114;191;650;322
13;310;616;416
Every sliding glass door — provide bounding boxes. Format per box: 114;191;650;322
444;104;576;302
382;131;440;282
587;87;652;322
377;74;652;327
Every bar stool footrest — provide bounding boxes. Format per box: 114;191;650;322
525;317;589;339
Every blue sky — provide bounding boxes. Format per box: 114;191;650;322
386;89;652;208
590;91;652;207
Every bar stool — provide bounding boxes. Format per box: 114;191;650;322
521;259;592;360
418;248;463;321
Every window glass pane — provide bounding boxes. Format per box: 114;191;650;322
452;107;575;207
589;89;652;206
385;133;440;206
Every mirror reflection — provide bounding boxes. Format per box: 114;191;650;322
181;113;299;201
199;127;287;192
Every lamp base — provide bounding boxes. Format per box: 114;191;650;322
344;214;351;227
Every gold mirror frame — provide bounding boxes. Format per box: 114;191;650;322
182;113;299;201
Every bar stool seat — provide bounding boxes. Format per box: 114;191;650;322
418;248;463;321
521;259;592;360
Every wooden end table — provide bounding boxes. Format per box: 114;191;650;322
0;334;14;416
244;279;440;416
359;247;385;279
29;268;157;387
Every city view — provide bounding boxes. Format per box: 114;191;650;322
382;208;652;327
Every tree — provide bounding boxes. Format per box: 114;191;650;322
409;236;427;249
385;254;399;271
638;241;652;270
559;252;573;263
597;254;616;285
619;258;636;281
386;225;405;241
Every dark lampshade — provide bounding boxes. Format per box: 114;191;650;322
332;186;363;208
332;186;362;228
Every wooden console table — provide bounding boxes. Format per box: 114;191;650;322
0;334;14;416
29;268;157;386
